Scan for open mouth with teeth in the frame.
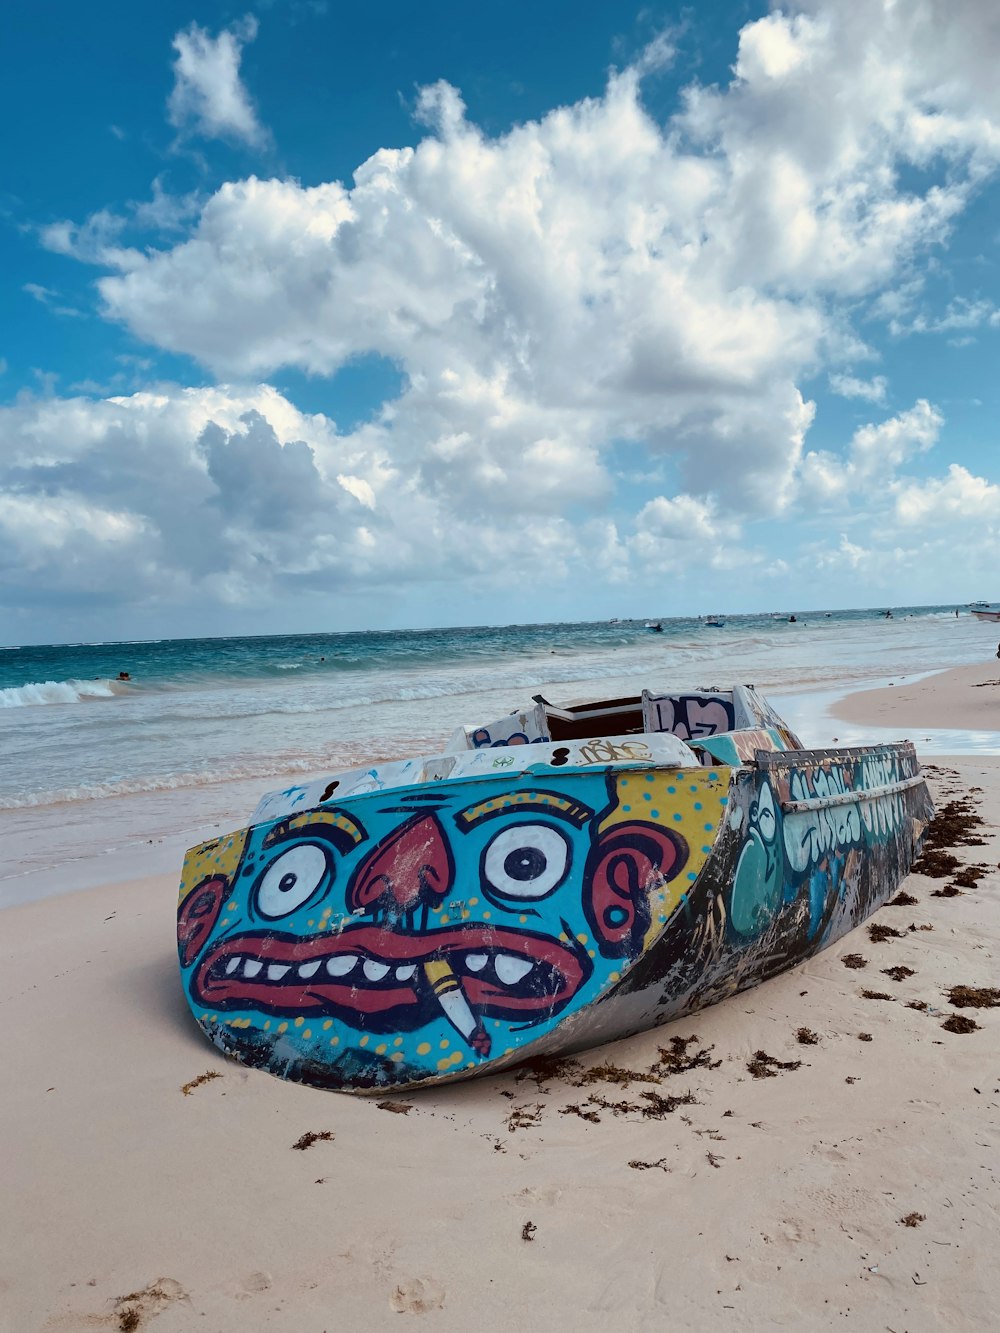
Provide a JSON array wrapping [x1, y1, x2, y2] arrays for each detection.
[[192, 924, 592, 1041]]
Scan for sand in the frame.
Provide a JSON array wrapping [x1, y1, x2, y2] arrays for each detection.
[[2, 680, 998, 1331], [832, 660, 1000, 733]]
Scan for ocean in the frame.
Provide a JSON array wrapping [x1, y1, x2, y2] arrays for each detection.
[[2, 606, 995, 905]]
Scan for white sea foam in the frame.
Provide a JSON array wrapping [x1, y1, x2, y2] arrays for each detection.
[[0, 678, 121, 708]]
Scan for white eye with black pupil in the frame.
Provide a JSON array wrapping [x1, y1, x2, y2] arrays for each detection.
[[256, 843, 329, 918], [482, 824, 569, 899]]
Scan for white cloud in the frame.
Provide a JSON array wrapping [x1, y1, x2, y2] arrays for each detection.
[[799, 399, 944, 505], [167, 16, 267, 148], [894, 463, 1000, 527], [15, 2, 1000, 624], [828, 373, 888, 404]]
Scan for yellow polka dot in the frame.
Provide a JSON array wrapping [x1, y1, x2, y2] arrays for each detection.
[[559, 931, 569, 942], [461, 911, 470, 920], [440, 914, 450, 925], [294, 1016, 304, 1027], [519, 915, 528, 924], [359, 1035, 369, 1047], [391, 1052, 404, 1062], [439, 1039, 450, 1050], [482, 911, 491, 920], [417, 1041, 431, 1055], [226, 901, 237, 911], [608, 972, 620, 983], [394, 1036, 403, 1046], [436, 1057, 452, 1071], [218, 919, 230, 929], [209, 1014, 218, 1023], [277, 1022, 288, 1033], [264, 1020, 271, 1030], [306, 919, 315, 928], [329, 1035, 340, 1046], [576, 933, 589, 944], [376, 1043, 387, 1055], [450, 1051, 463, 1065], [302, 1029, 312, 1039], [588, 949, 596, 958], [322, 1019, 333, 1030], [468, 897, 479, 907]]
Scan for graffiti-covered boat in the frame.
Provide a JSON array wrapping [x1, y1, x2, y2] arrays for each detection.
[[176, 684, 933, 1093]]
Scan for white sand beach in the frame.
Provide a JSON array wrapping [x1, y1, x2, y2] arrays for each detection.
[[1, 672, 998, 1332]]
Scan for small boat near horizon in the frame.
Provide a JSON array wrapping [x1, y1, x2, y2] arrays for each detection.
[[644, 620, 664, 632], [177, 684, 933, 1093], [704, 616, 726, 627]]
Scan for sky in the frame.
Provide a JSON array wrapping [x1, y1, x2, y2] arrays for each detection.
[[3, 0, 1000, 643]]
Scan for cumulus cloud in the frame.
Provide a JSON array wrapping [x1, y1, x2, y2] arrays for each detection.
[[799, 399, 944, 506], [14, 1, 1000, 622], [167, 16, 267, 147]]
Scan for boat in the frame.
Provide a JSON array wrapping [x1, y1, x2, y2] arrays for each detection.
[[970, 609, 1000, 622], [177, 684, 933, 1093], [704, 616, 726, 628], [645, 620, 663, 632]]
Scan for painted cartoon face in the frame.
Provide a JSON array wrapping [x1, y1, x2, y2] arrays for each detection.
[[177, 767, 729, 1086]]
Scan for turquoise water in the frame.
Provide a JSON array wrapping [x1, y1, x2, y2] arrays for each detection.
[[3, 604, 998, 906], [0, 605, 991, 812]]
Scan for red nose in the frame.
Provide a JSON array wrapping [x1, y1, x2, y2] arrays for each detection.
[[348, 813, 454, 914]]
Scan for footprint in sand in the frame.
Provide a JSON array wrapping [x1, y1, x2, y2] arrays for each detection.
[[390, 1277, 446, 1314]]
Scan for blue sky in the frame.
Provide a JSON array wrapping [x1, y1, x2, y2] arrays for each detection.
[[3, 0, 1000, 642]]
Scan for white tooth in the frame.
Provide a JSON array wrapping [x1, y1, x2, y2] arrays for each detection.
[[225, 956, 241, 975], [243, 959, 263, 978], [395, 964, 416, 981], [267, 963, 290, 981], [465, 953, 488, 972], [325, 955, 355, 977], [297, 960, 322, 978], [495, 954, 533, 986], [363, 959, 391, 981]]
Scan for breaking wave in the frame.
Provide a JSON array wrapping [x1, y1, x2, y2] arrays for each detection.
[[0, 678, 124, 708]]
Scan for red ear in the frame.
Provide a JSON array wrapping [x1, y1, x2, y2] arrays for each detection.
[[584, 824, 686, 957], [177, 876, 227, 968]]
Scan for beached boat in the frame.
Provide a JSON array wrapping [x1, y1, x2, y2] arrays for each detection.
[[177, 684, 933, 1093], [970, 609, 1000, 622]]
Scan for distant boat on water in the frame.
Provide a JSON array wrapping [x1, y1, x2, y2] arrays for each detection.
[[704, 616, 725, 628], [645, 621, 664, 633]]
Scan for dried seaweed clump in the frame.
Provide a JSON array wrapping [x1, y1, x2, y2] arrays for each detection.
[[180, 1070, 221, 1096], [882, 965, 915, 982], [747, 1050, 802, 1079], [868, 922, 904, 943], [795, 1027, 819, 1045], [860, 989, 894, 1001], [887, 891, 919, 906], [291, 1130, 334, 1150], [899, 1212, 926, 1228], [842, 953, 868, 970], [945, 985, 1000, 1009], [941, 1015, 980, 1034]]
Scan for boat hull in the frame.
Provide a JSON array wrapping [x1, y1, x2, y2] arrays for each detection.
[[177, 742, 931, 1091]]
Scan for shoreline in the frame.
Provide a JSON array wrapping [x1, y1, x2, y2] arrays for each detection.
[[5, 661, 1000, 912], [830, 659, 1000, 733]]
